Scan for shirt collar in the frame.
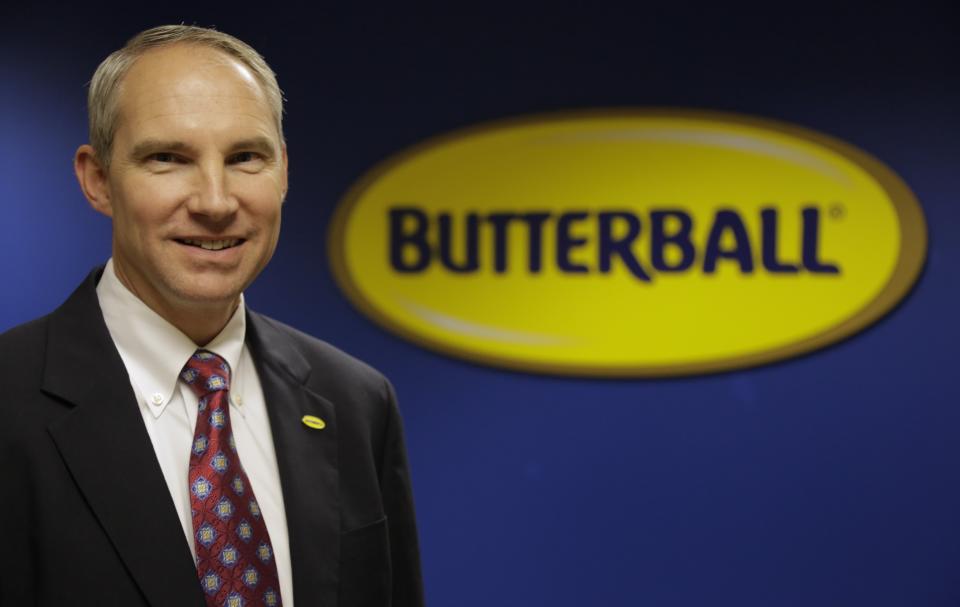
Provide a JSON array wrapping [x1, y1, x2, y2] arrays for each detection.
[[96, 258, 247, 418]]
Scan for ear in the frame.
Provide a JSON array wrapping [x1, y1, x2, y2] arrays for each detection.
[[74, 144, 113, 217], [280, 144, 289, 203]]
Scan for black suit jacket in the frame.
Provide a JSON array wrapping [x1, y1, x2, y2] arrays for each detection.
[[0, 268, 424, 606]]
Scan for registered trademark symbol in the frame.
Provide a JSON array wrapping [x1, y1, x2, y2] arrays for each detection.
[[829, 204, 845, 219]]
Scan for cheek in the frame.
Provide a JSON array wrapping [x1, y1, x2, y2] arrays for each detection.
[[113, 179, 185, 234], [242, 182, 284, 228], [259, 203, 283, 245], [250, 197, 283, 257]]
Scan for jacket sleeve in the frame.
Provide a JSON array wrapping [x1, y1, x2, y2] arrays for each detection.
[[379, 378, 425, 607]]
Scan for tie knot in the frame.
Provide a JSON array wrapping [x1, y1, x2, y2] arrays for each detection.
[[180, 350, 231, 396]]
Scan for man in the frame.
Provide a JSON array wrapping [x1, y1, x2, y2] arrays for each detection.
[[0, 25, 423, 607]]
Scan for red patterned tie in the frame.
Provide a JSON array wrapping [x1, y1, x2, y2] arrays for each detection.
[[181, 350, 283, 607]]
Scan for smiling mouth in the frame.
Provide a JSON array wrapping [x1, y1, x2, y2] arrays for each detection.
[[176, 238, 245, 251]]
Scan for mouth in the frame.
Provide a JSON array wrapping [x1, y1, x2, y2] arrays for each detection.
[[175, 238, 245, 251]]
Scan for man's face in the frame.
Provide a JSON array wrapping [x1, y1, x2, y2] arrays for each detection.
[[100, 43, 286, 319]]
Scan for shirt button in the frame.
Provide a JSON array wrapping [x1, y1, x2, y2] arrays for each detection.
[[234, 395, 244, 407], [151, 393, 164, 406]]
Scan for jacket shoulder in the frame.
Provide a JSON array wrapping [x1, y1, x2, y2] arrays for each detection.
[[0, 313, 50, 346], [0, 315, 50, 385], [249, 312, 390, 391]]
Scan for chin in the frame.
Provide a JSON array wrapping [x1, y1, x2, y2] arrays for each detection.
[[169, 282, 246, 306]]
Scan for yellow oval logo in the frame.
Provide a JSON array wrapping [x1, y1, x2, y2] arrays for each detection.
[[329, 110, 926, 376], [301, 415, 326, 430]]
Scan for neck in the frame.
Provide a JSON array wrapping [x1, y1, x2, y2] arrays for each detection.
[[163, 303, 237, 346], [111, 262, 239, 346]]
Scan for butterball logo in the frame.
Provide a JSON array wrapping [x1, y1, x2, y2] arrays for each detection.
[[329, 110, 927, 376]]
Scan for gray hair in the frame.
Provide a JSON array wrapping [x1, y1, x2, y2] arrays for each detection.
[[87, 24, 285, 168]]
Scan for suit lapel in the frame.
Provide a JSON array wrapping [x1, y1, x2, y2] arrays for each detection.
[[247, 311, 341, 607], [42, 270, 205, 607]]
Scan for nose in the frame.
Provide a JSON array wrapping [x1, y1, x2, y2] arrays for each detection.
[[187, 160, 239, 221]]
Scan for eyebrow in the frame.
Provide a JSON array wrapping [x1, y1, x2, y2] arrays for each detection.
[[129, 139, 195, 160], [228, 137, 277, 158], [128, 136, 278, 161]]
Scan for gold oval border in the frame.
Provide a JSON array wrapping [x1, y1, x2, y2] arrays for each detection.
[[327, 108, 928, 377]]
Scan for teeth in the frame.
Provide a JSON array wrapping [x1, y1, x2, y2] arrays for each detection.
[[181, 239, 240, 251]]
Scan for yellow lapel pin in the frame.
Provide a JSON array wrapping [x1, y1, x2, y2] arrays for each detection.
[[301, 415, 326, 430]]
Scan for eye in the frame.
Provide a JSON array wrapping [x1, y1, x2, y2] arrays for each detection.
[[229, 151, 263, 164], [147, 152, 185, 164]]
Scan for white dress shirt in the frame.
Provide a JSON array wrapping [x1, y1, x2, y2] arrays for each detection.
[[96, 259, 294, 606]]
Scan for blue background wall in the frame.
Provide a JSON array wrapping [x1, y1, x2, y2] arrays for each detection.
[[2, 4, 958, 605]]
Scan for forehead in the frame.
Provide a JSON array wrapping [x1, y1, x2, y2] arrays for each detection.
[[114, 44, 277, 142]]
